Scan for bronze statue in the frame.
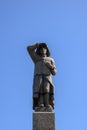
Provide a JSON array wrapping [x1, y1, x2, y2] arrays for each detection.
[[27, 43, 56, 112]]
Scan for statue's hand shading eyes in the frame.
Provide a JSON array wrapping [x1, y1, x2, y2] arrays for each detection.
[[35, 43, 39, 48]]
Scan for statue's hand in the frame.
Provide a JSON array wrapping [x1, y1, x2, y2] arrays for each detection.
[[45, 61, 54, 69]]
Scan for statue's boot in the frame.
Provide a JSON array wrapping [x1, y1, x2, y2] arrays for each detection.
[[44, 93, 53, 111], [44, 93, 50, 107], [38, 94, 44, 107]]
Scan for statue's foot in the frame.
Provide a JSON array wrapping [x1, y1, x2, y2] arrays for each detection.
[[38, 104, 44, 107], [35, 104, 44, 112], [34, 104, 53, 112], [45, 105, 53, 112]]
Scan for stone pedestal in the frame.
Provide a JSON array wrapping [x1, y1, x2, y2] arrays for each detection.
[[33, 112, 55, 130]]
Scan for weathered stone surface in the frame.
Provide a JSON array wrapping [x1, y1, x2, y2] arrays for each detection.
[[33, 112, 55, 130]]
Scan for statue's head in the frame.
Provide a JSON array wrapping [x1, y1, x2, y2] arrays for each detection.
[[36, 43, 50, 57]]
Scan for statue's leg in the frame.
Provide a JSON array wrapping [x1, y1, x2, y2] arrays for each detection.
[[38, 94, 44, 107], [43, 81, 50, 107], [38, 84, 44, 107], [44, 93, 49, 107]]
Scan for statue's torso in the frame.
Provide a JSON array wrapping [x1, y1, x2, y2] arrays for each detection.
[[34, 57, 52, 75]]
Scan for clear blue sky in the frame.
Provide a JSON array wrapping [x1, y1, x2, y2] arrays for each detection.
[[0, 0, 87, 130]]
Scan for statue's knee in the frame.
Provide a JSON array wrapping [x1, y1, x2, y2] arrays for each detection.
[[44, 87, 50, 93]]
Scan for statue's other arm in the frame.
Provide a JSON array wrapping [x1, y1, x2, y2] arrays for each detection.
[[50, 60, 57, 75], [27, 43, 39, 62], [46, 59, 57, 75]]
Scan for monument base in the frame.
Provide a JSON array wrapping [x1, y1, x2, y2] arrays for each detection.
[[33, 112, 55, 130]]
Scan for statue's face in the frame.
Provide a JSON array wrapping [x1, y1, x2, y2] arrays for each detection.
[[40, 47, 47, 57]]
